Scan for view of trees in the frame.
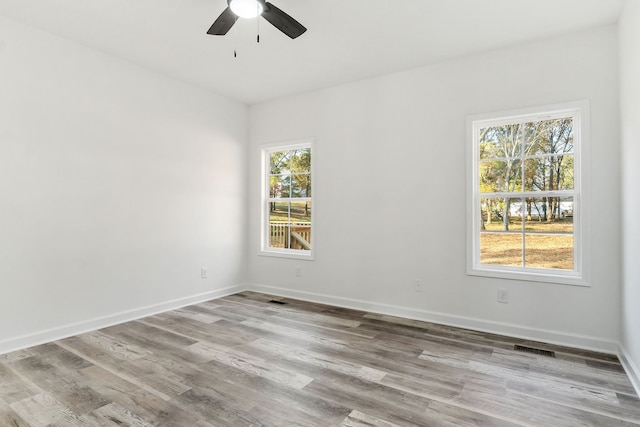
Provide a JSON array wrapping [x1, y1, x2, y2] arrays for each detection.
[[478, 117, 575, 270], [269, 148, 311, 200], [479, 118, 574, 231]]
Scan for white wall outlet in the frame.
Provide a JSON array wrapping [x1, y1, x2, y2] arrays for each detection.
[[414, 279, 424, 292], [296, 267, 302, 277], [201, 267, 208, 279], [497, 289, 509, 304]]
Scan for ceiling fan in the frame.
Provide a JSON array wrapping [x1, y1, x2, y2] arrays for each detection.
[[207, 0, 307, 39]]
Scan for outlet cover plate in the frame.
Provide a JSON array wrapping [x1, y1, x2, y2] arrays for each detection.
[[497, 289, 509, 304]]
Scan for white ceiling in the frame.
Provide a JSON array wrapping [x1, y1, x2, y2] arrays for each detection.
[[0, 0, 625, 105]]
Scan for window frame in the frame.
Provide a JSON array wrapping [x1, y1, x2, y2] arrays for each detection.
[[466, 100, 590, 286], [260, 139, 315, 260]]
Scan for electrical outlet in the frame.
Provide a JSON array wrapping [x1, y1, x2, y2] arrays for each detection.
[[296, 267, 302, 278], [497, 289, 509, 304], [414, 279, 424, 292], [201, 267, 208, 279]]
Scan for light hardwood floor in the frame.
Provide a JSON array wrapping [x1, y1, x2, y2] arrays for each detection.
[[1, 291, 639, 426]]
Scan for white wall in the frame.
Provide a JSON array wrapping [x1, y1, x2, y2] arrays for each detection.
[[0, 17, 248, 352], [619, 0, 640, 392], [248, 26, 621, 352]]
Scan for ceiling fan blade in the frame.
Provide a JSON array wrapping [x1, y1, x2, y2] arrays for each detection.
[[262, 2, 307, 39], [207, 7, 237, 35]]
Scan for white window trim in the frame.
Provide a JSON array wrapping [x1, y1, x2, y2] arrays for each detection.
[[466, 100, 591, 286], [260, 139, 315, 260]]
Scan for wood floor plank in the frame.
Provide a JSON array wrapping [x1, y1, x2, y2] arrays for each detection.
[[177, 358, 351, 426], [57, 340, 176, 402], [119, 356, 192, 397], [453, 381, 640, 427], [76, 365, 200, 426], [8, 346, 110, 417], [0, 291, 638, 426], [224, 294, 364, 330], [137, 316, 260, 348], [187, 340, 314, 389], [0, 348, 35, 363], [81, 402, 155, 427], [0, 396, 31, 427], [164, 306, 222, 324], [340, 410, 402, 427], [0, 361, 39, 404], [73, 330, 153, 362], [245, 337, 388, 382], [10, 392, 93, 427]]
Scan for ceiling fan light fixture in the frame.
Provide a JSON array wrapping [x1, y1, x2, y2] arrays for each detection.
[[229, 0, 263, 19], [208, 0, 306, 39]]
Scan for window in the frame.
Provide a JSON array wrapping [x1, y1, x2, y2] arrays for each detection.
[[467, 101, 589, 285], [261, 141, 313, 259]]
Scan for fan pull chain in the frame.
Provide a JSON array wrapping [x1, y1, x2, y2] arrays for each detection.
[[256, 3, 260, 43], [233, 16, 238, 58]]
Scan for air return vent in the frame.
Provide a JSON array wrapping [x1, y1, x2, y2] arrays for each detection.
[[514, 345, 556, 358]]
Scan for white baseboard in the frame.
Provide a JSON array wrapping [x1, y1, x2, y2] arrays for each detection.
[[0, 285, 244, 356], [246, 283, 620, 355], [618, 344, 640, 397]]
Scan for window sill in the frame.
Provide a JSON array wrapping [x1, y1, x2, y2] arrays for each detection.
[[467, 266, 589, 287], [259, 249, 315, 261]]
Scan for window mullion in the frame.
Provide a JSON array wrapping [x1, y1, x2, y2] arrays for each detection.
[[520, 123, 526, 268]]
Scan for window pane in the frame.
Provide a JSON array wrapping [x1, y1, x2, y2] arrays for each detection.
[[479, 159, 522, 193], [522, 197, 573, 231], [270, 150, 291, 175], [290, 201, 311, 251], [480, 198, 524, 231], [267, 201, 311, 251], [559, 197, 574, 222], [480, 197, 504, 231], [479, 123, 523, 159], [269, 222, 289, 249], [524, 155, 574, 192], [291, 173, 311, 197], [523, 157, 547, 192], [524, 234, 573, 270], [290, 201, 311, 223], [270, 175, 290, 198], [548, 196, 573, 222], [525, 118, 573, 155], [480, 232, 522, 266], [268, 202, 290, 249], [291, 148, 311, 174], [269, 201, 290, 221]]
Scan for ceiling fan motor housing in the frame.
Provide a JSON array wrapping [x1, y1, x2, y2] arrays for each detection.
[[228, 0, 268, 19]]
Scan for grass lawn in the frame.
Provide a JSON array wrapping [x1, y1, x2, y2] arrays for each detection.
[[483, 217, 573, 233], [480, 232, 573, 270], [269, 204, 311, 223]]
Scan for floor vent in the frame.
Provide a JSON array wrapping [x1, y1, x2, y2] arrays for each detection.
[[514, 345, 556, 358], [269, 300, 287, 305]]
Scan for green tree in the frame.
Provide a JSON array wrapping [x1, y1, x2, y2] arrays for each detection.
[[480, 118, 574, 229], [480, 124, 524, 230], [269, 150, 291, 211], [290, 148, 311, 215]]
